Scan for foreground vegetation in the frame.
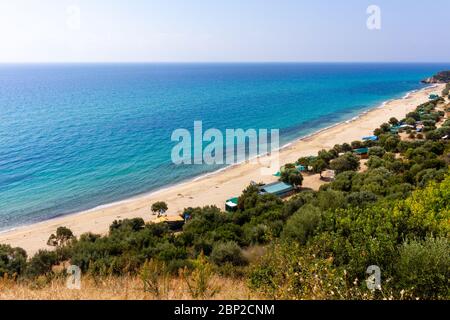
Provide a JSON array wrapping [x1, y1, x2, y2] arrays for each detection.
[[1, 91, 449, 300]]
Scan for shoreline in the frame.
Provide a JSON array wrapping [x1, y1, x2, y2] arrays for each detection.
[[0, 90, 406, 235], [0, 83, 444, 255], [0, 87, 425, 235]]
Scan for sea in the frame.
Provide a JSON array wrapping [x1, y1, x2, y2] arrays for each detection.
[[1, 63, 449, 231]]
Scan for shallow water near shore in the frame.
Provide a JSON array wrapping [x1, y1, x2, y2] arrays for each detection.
[[0, 63, 449, 231]]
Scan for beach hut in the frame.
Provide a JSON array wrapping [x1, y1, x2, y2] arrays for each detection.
[[154, 216, 185, 231], [225, 197, 239, 212], [321, 170, 336, 181], [354, 147, 369, 159], [259, 182, 295, 198], [362, 135, 378, 141], [390, 125, 400, 134], [429, 94, 439, 100]]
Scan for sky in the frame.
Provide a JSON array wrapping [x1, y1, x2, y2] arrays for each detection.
[[0, 0, 449, 63]]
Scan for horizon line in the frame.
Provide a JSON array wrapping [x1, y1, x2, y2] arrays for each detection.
[[1, 61, 450, 65]]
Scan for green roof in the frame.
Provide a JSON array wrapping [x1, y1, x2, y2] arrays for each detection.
[[226, 197, 239, 205], [354, 148, 369, 154], [260, 182, 295, 196]]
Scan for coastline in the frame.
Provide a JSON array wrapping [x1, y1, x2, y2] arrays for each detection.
[[0, 84, 444, 255]]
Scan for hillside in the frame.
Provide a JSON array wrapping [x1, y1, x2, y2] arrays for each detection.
[[1, 91, 449, 300], [422, 71, 450, 84]]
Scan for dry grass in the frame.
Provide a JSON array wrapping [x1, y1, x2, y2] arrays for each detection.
[[0, 275, 260, 300]]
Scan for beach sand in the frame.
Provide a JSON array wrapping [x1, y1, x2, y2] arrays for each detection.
[[0, 84, 444, 256]]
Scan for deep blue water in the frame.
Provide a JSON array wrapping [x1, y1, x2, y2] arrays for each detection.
[[0, 63, 449, 230]]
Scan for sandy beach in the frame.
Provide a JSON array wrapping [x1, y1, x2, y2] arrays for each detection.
[[0, 84, 444, 256]]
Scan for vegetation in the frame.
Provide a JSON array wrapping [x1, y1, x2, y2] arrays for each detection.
[[151, 201, 168, 217], [1, 92, 449, 300], [280, 164, 303, 187], [442, 82, 450, 97], [423, 71, 450, 84], [47, 226, 75, 247], [330, 152, 360, 174]]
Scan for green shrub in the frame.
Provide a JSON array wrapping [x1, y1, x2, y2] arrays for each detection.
[[47, 226, 75, 247], [346, 191, 378, 207], [248, 242, 349, 300], [0, 245, 27, 277], [330, 153, 360, 174], [368, 146, 385, 158], [26, 250, 58, 278], [395, 237, 449, 299], [280, 167, 303, 187], [210, 242, 247, 266], [244, 224, 271, 244], [110, 218, 145, 233], [281, 204, 322, 245]]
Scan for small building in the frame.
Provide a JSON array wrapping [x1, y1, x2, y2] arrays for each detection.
[[225, 197, 239, 212], [429, 94, 440, 100], [321, 170, 336, 181], [154, 216, 185, 231], [362, 135, 378, 141], [390, 125, 400, 134], [354, 147, 369, 159], [259, 182, 295, 198]]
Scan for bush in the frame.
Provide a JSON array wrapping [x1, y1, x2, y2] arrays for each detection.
[[297, 157, 313, 168], [351, 141, 363, 149], [389, 117, 399, 126], [329, 171, 357, 192], [368, 146, 385, 158], [311, 158, 328, 176], [383, 135, 401, 152], [244, 224, 271, 244], [280, 167, 303, 187], [380, 123, 391, 132], [182, 252, 220, 299], [330, 153, 360, 174], [26, 250, 58, 278], [248, 242, 349, 300], [151, 201, 168, 216], [110, 218, 145, 233], [210, 242, 247, 266], [346, 191, 378, 207], [0, 245, 27, 277], [317, 150, 336, 164], [416, 168, 446, 187], [395, 237, 449, 299], [281, 204, 322, 245], [47, 226, 75, 247]]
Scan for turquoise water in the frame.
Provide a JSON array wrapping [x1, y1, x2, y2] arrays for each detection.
[[0, 63, 448, 230]]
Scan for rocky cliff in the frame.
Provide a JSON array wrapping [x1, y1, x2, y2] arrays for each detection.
[[422, 71, 450, 84]]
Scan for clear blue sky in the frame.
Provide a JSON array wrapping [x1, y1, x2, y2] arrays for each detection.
[[1, 0, 449, 63]]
